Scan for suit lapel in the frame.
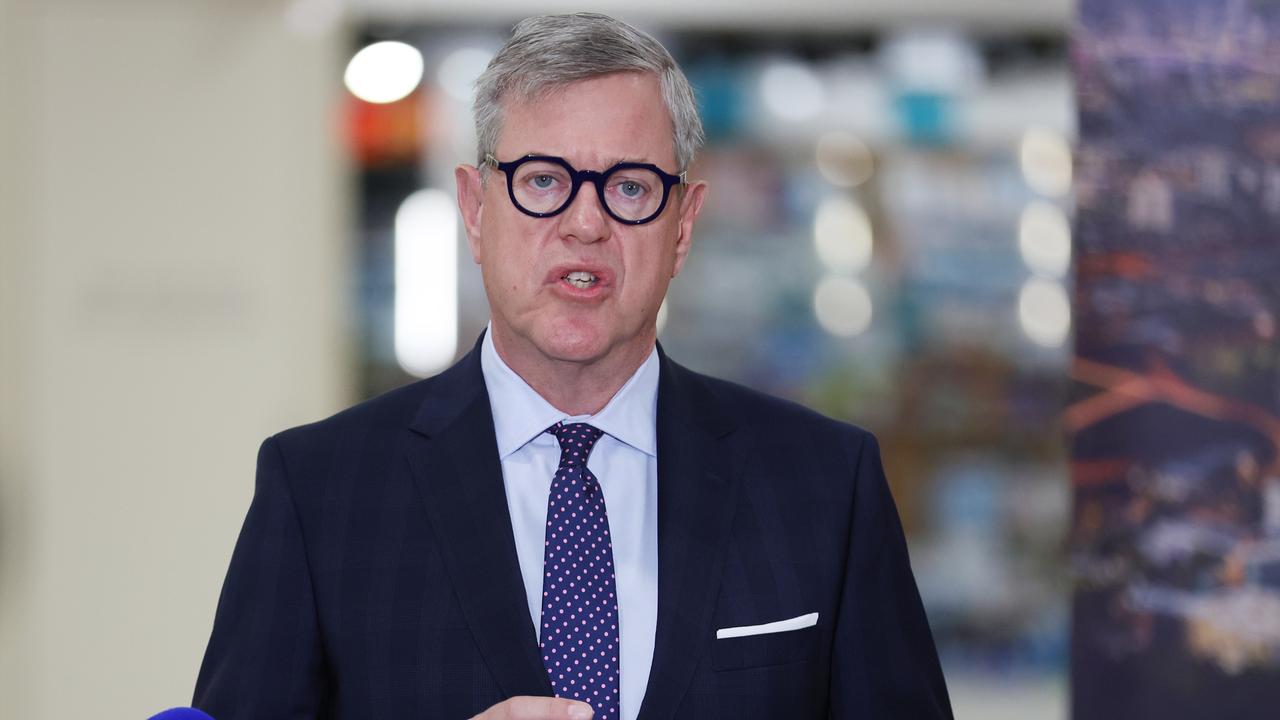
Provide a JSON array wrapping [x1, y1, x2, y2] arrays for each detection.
[[637, 351, 741, 720], [404, 344, 552, 700]]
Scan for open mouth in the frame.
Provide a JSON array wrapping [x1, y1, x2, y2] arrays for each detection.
[[562, 270, 598, 289]]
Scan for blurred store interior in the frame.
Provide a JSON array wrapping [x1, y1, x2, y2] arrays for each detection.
[[0, 0, 1073, 717]]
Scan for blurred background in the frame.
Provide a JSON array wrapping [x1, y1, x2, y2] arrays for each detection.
[[0, 0, 1074, 717]]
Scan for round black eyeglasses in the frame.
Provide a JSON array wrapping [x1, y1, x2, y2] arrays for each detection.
[[484, 154, 686, 226]]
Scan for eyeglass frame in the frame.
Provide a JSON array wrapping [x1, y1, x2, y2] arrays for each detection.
[[483, 153, 688, 226]]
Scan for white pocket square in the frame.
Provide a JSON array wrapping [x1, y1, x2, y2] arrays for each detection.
[[716, 612, 819, 639]]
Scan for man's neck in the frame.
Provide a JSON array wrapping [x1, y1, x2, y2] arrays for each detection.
[[489, 326, 654, 417]]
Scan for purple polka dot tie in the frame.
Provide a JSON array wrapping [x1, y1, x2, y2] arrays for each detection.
[[540, 422, 621, 719]]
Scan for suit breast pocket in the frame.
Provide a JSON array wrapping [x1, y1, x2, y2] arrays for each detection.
[[710, 619, 821, 671]]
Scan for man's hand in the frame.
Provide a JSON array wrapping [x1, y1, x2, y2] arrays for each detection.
[[470, 696, 594, 720]]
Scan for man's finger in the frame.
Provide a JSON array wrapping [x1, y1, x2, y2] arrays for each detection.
[[472, 695, 594, 720]]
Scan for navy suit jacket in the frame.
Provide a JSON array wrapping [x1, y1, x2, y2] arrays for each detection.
[[194, 339, 952, 719]]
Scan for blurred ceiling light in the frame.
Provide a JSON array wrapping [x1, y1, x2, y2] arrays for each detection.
[[815, 131, 875, 187], [813, 196, 873, 274], [881, 30, 981, 94], [345, 41, 424, 104], [1018, 201, 1072, 278], [813, 276, 873, 337], [1020, 127, 1073, 197], [438, 46, 493, 103], [283, 0, 343, 36], [395, 189, 458, 377], [1018, 278, 1071, 347], [760, 60, 825, 122], [656, 297, 670, 336]]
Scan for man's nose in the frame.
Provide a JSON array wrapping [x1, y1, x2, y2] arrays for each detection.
[[556, 180, 610, 244]]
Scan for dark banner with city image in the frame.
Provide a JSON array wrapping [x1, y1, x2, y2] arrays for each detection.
[[1070, 1, 1280, 717]]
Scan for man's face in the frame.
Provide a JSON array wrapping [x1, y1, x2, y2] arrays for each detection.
[[456, 72, 706, 374]]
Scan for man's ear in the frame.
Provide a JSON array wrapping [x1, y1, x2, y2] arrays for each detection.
[[455, 164, 485, 264], [670, 179, 707, 279]]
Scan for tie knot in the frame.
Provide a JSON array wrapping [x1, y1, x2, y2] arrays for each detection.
[[547, 422, 604, 467]]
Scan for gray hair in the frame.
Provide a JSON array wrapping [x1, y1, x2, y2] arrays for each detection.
[[473, 13, 704, 173]]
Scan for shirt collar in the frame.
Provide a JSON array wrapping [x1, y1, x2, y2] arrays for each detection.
[[480, 325, 659, 460]]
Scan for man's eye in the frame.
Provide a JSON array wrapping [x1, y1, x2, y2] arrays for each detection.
[[617, 180, 645, 198], [531, 174, 557, 189]]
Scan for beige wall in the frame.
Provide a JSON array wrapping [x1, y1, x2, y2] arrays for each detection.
[[0, 1, 352, 716]]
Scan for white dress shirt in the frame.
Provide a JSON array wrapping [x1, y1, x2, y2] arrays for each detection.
[[479, 328, 659, 720]]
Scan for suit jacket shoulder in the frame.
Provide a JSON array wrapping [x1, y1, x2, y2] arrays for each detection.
[[268, 344, 484, 491], [662, 357, 878, 498]]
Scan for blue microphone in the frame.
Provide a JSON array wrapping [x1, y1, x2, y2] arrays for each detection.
[[146, 709, 214, 720]]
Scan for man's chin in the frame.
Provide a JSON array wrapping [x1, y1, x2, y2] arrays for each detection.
[[544, 318, 654, 367], [537, 333, 611, 365], [494, 316, 650, 370]]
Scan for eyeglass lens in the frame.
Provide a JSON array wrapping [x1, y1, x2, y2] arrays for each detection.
[[509, 160, 666, 222]]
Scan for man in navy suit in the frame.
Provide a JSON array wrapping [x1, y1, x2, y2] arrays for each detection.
[[195, 13, 952, 720]]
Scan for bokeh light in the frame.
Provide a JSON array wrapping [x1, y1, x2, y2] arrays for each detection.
[[1020, 127, 1073, 197], [813, 275, 873, 337], [1018, 201, 1072, 278], [816, 131, 875, 187], [345, 41, 424, 104], [814, 195, 874, 275], [1018, 277, 1071, 347], [760, 59, 825, 122]]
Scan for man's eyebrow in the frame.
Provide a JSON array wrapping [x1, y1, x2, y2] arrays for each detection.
[[606, 156, 650, 166]]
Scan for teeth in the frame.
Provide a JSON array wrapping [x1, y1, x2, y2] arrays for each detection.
[[564, 271, 597, 288]]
